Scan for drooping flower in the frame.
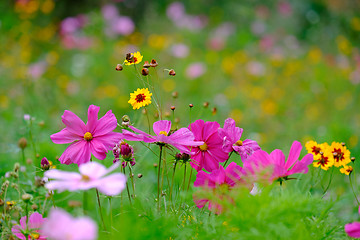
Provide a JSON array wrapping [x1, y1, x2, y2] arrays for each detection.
[[345, 206, 360, 238], [243, 141, 313, 183], [50, 105, 122, 165], [122, 120, 203, 153], [124, 51, 143, 65], [218, 118, 261, 161], [128, 88, 152, 110], [188, 119, 229, 172], [326, 142, 351, 167], [44, 161, 126, 196], [11, 212, 47, 240], [193, 162, 245, 212], [340, 165, 353, 175], [42, 208, 97, 240]]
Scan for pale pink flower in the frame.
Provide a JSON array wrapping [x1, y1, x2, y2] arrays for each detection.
[[42, 208, 97, 240], [11, 212, 47, 240], [345, 206, 360, 238], [50, 105, 122, 165], [44, 161, 126, 196], [185, 63, 206, 79], [243, 141, 313, 183]]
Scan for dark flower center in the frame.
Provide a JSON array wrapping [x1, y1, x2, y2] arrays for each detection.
[[136, 93, 146, 103]]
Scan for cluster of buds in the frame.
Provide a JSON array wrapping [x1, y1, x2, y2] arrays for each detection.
[[175, 153, 191, 163], [113, 141, 136, 168], [41, 157, 50, 170]]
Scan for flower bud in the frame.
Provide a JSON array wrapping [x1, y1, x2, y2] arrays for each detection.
[[34, 176, 45, 187], [31, 204, 38, 210], [115, 64, 123, 71], [189, 104, 193, 108], [120, 142, 134, 161], [141, 68, 149, 76], [137, 173, 143, 178], [212, 107, 217, 115], [169, 69, 176, 76], [143, 61, 150, 68], [126, 53, 134, 62], [351, 157, 355, 162], [153, 163, 158, 168], [14, 163, 20, 172], [175, 153, 182, 161], [172, 91, 178, 98], [38, 121, 45, 127], [18, 138, 27, 149], [150, 59, 158, 67], [171, 106, 175, 111], [41, 157, 50, 170], [203, 102, 209, 108], [26, 158, 33, 165], [0, 199, 4, 206], [22, 194, 32, 203]]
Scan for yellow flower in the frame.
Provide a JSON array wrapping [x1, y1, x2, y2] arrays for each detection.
[[128, 88, 152, 110], [305, 141, 329, 160], [124, 51, 143, 65], [326, 142, 351, 167], [312, 151, 334, 171], [340, 165, 353, 175]]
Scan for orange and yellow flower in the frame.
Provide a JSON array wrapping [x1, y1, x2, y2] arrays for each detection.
[[340, 165, 353, 175], [305, 140, 329, 160], [128, 88, 152, 110], [312, 151, 334, 170], [124, 51, 143, 65], [326, 142, 351, 167]]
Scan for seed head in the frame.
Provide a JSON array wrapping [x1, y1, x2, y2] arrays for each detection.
[[141, 68, 149, 76]]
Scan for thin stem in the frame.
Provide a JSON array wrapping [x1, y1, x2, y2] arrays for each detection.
[[128, 164, 136, 198], [21, 148, 25, 164], [28, 118, 37, 159], [144, 107, 151, 134], [157, 145, 163, 210], [95, 188, 106, 231], [223, 151, 234, 168], [322, 167, 334, 194], [109, 197, 113, 233], [181, 164, 187, 191], [186, 167, 193, 192], [122, 167, 132, 204], [83, 191, 87, 215], [169, 161, 178, 201], [349, 174, 360, 205]]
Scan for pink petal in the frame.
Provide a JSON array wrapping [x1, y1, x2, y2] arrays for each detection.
[[212, 166, 226, 185], [287, 154, 313, 176], [89, 140, 108, 160], [202, 151, 220, 172], [95, 132, 123, 149], [45, 169, 81, 180], [122, 129, 145, 141], [58, 140, 91, 165], [79, 161, 107, 179], [86, 105, 100, 133], [93, 110, 118, 137], [45, 180, 81, 192], [61, 110, 86, 135], [202, 121, 220, 141], [28, 212, 45, 229], [194, 171, 216, 188], [225, 162, 244, 187], [194, 197, 209, 209], [96, 173, 127, 196], [188, 119, 205, 140], [153, 120, 171, 135], [19, 215, 27, 229], [284, 141, 302, 170], [190, 150, 203, 171], [270, 149, 286, 167], [345, 222, 360, 238], [11, 225, 26, 240], [50, 128, 82, 144], [71, 218, 98, 240]]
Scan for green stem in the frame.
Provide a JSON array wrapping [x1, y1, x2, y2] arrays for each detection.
[[122, 167, 132, 204], [157, 146, 163, 210], [28, 118, 37, 159], [181, 164, 187, 191], [128, 164, 136, 198], [223, 151, 234, 168], [83, 191, 87, 215], [21, 148, 25, 164], [169, 161, 178, 202], [95, 188, 106, 231], [322, 167, 334, 194], [186, 167, 193, 192], [109, 197, 113, 233], [349, 174, 360, 205], [144, 107, 151, 134]]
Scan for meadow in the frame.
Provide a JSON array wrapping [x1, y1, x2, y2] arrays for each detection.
[[0, 0, 360, 239]]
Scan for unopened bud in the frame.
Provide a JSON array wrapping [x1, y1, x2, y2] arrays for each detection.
[[333, 152, 338, 157], [341, 142, 346, 146], [31, 204, 38, 210], [115, 64, 123, 71], [172, 91, 178, 98], [137, 173, 143, 178], [0, 199, 4, 206], [164, 111, 171, 118], [153, 163, 158, 168], [150, 59, 158, 67], [36, 153, 40, 158], [171, 106, 175, 111], [189, 104, 193, 108], [26, 158, 33, 165], [169, 69, 176, 76], [203, 102, 209, 108], [14, 163, 20, 172], [126, 53, 134, 61], [175, 153, 182, 161], [319, 151, 324, 155], [141, 68, 149, 76], [212, 107, 217, 115], [22, 194, 32, 203], [38, 121, 45, 127], [143, 61, 150, 68], [351, 157, 355, 162], [18, 138, 27, 149], [41, 157, 50, 170]]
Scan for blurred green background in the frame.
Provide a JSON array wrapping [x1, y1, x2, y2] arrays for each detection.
[[0, 0, 359, 171]]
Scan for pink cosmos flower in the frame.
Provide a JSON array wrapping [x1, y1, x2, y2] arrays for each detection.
[[122, 120, 203, 153], [188, 119, 229, 172], [11, 212, 47, 240], [50, 105, 122, 165], [243, 141, 313, 183], [345, 206, 360, 238], [193, 162, 245, 212], [44, 161, 126, 196], [218, 118, 261, 161], [42, 208, 97, 240]]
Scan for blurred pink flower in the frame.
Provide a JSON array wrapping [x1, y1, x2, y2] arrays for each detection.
[[171, 43, 189, 58], [193, 162, 245, 212], [218, 118, 261, 161], [101, 4, 119, 21], [345, 206, 360, 238], [188, 119, 229, 172], [28, 61, 47, 79], [50, 105, 122, 165], [61, 35, 93, 50], [278, 1, 292, 16], [45, 161, 126, 196], [185, 62, 206, 79], [11, 212, 47, 240], [243, 141, 313, 183], [166, 2, 185, 22], [110, 16, 135, 36], [122, 120, 203, 153], [42, 208, 97, 240]]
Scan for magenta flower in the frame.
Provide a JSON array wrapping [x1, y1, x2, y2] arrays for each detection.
[[243, 141, 313, 183], [44, 161, 126, 196], [193, 162, 245, 212], [50, 105, 122, 165], [122, 120, 203, 153], [188, 119, 229, 172], [11, 212, 47, 240], [345, 206, 360, 238], [42, 208, 97, 240], [218, 118, 261, 161], [113, 140, 136, 167]]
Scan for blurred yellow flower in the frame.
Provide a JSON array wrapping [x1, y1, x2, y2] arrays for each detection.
[[124, 51, 143, 66], [340, 165, 353, 175], [128, 88, 152, 110]]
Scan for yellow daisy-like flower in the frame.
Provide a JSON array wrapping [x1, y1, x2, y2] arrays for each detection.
[[340, 165, 353, 175], [305, 140, 329, 160], [326, 142, 351, 167], [312, 151, 334, 170], [128, 88, 152, 110], [124, 51, 143, 66]]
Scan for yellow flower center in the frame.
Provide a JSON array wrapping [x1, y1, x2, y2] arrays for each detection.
[[159, 131, 168, 136], [199, 143, 208, 151], [235, 140, 243, 146], [81, 174, 90, 181], [83, 132, 93, 141], [31, 233, 40, 239]]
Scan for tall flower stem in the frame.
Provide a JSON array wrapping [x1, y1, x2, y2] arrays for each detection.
[[223, 151, 234, 168], [181, 164, 187, 191], [128, 164, 136, 198], [169, 161, 178, 202], [186, 167, 193, 192], [108, 197, 113, 233], [157, 145, 163, 210], [83, 191, 87, 214], [144, 107, 151, 134], [95, 188, 106, 231], [322, 167, 334, 194], [122, 167, 132, 205], [21, 148, 25, 164], [349, 174, 360, 205], [28, 118, 37, 159]]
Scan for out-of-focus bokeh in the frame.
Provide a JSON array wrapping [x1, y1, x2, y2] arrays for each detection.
[[0, 0, 359, 170]]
